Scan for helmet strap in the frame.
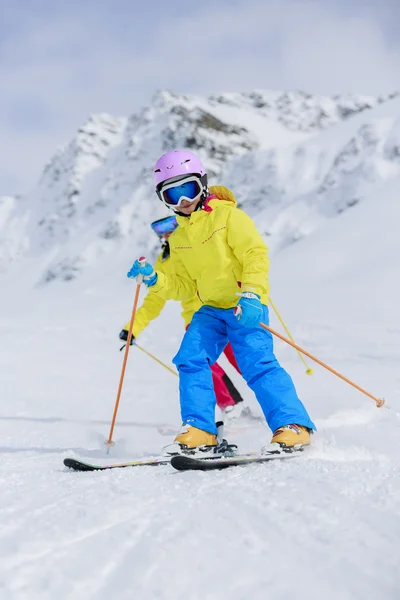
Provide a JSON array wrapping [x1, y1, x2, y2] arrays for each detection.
[[197, 188, 210, 210]]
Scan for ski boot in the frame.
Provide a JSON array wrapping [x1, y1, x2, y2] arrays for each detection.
[[263, 424, 311, 455], [164, 424, 218, 456], [164, 422, 237, 457]]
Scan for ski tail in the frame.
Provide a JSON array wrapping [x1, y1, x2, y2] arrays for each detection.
[[63, 456, 171, 472]]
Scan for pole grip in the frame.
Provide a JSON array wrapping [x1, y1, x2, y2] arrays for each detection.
[[136, 256, 146, 283], [234, 305, 242, 319]]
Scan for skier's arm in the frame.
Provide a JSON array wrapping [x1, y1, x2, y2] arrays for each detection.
[[151, 251, 197, 301], [123, 254, 167, 337], [123, 292, 167, 337], [226, 208, 270, 299]]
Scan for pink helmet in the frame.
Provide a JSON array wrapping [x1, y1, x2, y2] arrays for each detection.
[[153, 150, 207, 189]]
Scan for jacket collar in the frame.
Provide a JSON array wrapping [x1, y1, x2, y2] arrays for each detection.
[[176, 186, 237, 227]]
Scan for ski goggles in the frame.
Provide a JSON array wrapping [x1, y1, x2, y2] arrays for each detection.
[[157, 175, 204, 208], [150, 215, 178, 238]]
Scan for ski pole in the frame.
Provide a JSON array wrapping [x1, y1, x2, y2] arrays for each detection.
[[259, 322, 385, 408], [120, 341, 178, 377], [105, 258, 146, 451], [269, 297, 313, 375]]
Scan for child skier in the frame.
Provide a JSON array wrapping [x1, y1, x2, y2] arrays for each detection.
[[119, 215, 244, 414], [127, 150, 315, 453]]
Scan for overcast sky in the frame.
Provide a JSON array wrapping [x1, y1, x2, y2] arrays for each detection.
[[1, 0, 399, 194]]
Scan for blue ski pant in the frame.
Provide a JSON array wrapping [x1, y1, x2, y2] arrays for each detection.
[[173, 305, 315, 435]]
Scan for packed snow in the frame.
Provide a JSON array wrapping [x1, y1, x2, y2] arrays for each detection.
[[1, 89, 400, 600]]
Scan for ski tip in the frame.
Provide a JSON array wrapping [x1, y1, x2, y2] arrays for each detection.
[[170, 455, 206, 471], [63, 458, 97, 472], [170, 454, 235, 471]]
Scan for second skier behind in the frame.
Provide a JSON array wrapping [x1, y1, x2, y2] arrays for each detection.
[[119, 215, 245, 416]]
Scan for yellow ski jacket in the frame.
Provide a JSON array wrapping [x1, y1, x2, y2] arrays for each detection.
[[123, 250, 201, 337], [151, 186, 270, 308]]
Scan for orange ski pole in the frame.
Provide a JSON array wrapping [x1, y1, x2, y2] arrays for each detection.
[[105, 259, 145, 450], [259, 322, 385, 408]]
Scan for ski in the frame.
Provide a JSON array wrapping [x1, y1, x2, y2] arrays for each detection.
[[63, 456, 171, 472], [170, 450, 301, 471], [64, 445, 304, 472]]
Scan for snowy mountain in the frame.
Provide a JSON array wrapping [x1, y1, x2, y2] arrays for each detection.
[[1, 89, 399, 284], [224, 96, 400, 250]]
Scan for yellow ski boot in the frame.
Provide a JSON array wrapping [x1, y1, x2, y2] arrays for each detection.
[[165, 425, 218, 455], [270, 424, 311, 451]]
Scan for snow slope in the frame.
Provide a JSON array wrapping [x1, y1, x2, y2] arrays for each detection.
[[1, 172, 399, 599], [224, 95, 400, 252]]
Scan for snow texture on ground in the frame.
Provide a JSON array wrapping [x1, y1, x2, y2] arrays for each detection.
[[1, 88, 400, 600], [1, 175, 400, 600]]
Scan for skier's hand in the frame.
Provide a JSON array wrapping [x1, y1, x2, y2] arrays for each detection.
[[235, 293, 263, 328], [127, 257, 157, 287], [119, 329, 136, 345]]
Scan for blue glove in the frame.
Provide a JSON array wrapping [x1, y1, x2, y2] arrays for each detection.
[[127, 258, 158, 287], [235, 293, 263, 328]]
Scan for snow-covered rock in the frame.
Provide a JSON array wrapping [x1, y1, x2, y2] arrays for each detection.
[[0, 88, 399, 282], [224, 95, 400, 251], [31, 113, 126, 251]]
